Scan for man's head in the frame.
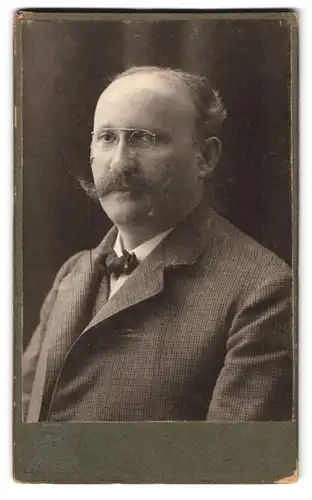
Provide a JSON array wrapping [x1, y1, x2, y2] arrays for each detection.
[[82, 66, 226, 229]]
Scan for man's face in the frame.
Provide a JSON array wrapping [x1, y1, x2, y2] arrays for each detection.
[[90, 72, 205, 228]]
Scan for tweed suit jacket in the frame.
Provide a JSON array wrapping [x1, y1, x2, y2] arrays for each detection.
[[23, 201, 293, 422]]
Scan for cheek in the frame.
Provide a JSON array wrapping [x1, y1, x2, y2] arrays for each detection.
[[142, 161, 175, 192], [144, 148, 178, 178], [145, 161, 192, 200], [153, 150, 197, 184], [90, 156, 110, 184]]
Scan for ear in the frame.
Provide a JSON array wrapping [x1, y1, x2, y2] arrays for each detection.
[[196, 137, 222, 179]]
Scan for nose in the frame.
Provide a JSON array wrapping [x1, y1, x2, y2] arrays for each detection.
[[109, 134, 137, 174]]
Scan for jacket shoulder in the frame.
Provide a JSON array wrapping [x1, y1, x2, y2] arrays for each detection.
[[204, 210, 291, 285], [52, 250, 88, 286]]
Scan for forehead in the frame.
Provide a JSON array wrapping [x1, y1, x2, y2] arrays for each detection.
[[93, 73, 195, 131]]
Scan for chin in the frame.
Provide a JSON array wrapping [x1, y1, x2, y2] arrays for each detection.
[[100, 191, 152, 226]]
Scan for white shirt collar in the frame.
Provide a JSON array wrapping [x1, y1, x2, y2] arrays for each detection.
[[114, 228, 173, 262]]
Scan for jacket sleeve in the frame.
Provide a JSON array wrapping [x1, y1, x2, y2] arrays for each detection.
[[22, 251, 84, 420], [206, 266, 294, 421]]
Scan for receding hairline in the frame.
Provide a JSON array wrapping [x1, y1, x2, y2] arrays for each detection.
[[112, 66, 204, 92], [101, 66, 227, 134], [96, 69, 197, 115]]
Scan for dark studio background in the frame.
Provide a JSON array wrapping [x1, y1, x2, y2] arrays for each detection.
[[22, 17, 292, 349]]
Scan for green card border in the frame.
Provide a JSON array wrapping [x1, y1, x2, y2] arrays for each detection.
[[13, 9, 298, 484]]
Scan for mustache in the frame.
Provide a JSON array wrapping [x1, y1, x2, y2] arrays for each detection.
[[95, 170, 153, 197]]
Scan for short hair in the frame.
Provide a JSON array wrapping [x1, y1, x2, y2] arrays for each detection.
[[79, 65, 227, 199]]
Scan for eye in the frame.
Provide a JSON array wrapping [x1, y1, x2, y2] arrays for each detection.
[[130, 130, 155, 149], [97, 130, 117, 144]]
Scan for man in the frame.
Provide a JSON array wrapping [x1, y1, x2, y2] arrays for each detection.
[[23, 66, 293, 422]]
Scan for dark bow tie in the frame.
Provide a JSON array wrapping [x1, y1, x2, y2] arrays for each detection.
[[102, 249, 139, 278]]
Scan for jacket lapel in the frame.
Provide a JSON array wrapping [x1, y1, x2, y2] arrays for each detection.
[[83, 248, 165, 332], [27, 226, 118, 422], [82, 201, 214, 332], [45, 226, 117, 352]]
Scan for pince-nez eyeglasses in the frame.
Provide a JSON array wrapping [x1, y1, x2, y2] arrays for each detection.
[[91, 127, 157, 150]]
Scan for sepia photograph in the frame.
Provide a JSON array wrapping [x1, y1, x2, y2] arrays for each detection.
[[14, 10, 297, 482]]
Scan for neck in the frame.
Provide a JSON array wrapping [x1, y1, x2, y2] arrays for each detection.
[[116, 196, 203, 251], [117, 223, 169, 252]]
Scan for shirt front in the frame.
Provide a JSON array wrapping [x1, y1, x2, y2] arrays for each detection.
[[109, 228, 173, 299]]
